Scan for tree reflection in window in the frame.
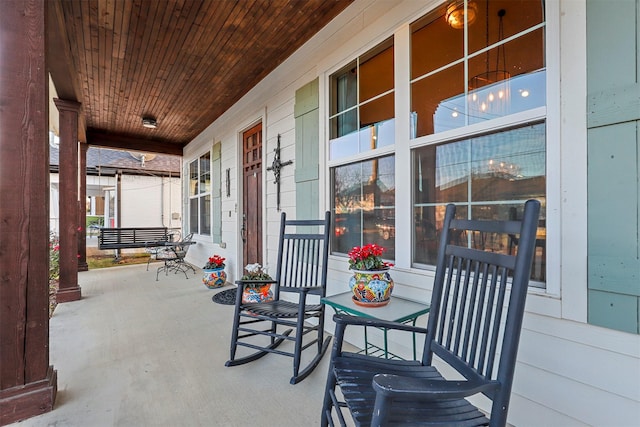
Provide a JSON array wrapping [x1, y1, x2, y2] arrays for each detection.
[[332, 155, 395, 260]]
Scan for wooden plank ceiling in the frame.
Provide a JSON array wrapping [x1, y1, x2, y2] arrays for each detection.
[[48, 0, 354, 155]]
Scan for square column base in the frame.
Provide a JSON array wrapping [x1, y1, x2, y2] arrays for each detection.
[[0, 366, 57, 426], [56, 286, 82, 303]]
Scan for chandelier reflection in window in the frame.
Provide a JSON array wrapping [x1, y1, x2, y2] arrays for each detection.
[[469, 8, 510, 120]]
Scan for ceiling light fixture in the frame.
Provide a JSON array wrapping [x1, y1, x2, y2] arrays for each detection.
[[446, 1, 477, 29], [141, 117, 157, 129]]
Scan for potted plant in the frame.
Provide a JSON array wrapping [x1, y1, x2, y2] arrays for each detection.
[[347, 243, 394, 307], [239, 263, 274, 303], [49, 232, 60, 318], [202, 255, 227, 289]]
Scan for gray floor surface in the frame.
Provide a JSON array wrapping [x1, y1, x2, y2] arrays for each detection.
[[14, 263, 346, 427]]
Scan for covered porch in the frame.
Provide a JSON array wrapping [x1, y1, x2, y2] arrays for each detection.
[[14, 264, 339, 426]]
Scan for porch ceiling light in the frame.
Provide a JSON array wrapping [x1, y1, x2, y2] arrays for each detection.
[[141, 117, 157, 129], [446, 1, 477, 29]]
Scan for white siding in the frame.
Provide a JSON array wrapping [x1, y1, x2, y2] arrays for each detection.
[[183, 0, 640, 425], [120, 174, 181, 229]]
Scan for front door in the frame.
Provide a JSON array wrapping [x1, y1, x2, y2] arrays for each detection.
[[242, 123, 263, 268]]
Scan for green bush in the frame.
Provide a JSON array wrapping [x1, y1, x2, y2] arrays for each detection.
[[86, 215, 104, 228]]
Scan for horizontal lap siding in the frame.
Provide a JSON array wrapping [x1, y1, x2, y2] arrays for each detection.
[[121, 175, 164, 227], [512, 313, 640, 425]]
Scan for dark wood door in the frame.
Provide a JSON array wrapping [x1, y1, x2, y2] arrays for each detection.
[[242, 123, 263, 267]]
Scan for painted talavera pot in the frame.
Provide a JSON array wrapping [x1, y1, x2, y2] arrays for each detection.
[[241, 282, 274, 303], [203, 267, 227, 289], [349, 268, 394, 307]]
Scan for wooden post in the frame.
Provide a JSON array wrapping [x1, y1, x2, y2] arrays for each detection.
[[0, 1, 57, 424], [54, 99, 82, 302]]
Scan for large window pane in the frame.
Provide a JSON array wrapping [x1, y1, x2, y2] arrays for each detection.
[[411, 0, 546, 138], [200, 194, 211, 235], [330, 40, 395, 160], [199, 152, 211, 194], [413, 204, 467, 265], [331, 62, 357, 117], [360, 94, 394, 129], [412, 123, 546, 282], [189, 161, 198, 196], [468, 0, 545, 55], [360, 44, 394, 102], [412, 63, 465, 136], [332, 156, 396, 260], [411, 5, 464, 79], [470, 125, 546, 201], [189, 198, 198, 234]]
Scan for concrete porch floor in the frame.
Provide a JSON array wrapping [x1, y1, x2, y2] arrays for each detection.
[[13, 263, 339, 427]]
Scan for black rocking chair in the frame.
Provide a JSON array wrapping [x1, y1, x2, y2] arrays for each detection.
[[226, 211, 332, 384], [321, 199, 541, 426]]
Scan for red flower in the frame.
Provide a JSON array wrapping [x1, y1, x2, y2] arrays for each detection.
[[348, 243, 391, 270], [204, 255, 226, 269]]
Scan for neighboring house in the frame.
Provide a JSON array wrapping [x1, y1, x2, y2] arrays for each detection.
[[49, 139, 182, 237], [182, 1, 640, 426]]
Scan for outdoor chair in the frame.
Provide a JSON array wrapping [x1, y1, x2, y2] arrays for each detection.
[[226, 211, 332, 384], [155, 233, 196, 280], [146, 230, 181, 271], [321, 199, 541, 426]]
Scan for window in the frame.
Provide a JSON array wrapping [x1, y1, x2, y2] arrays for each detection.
[[189, 151, 211, 236], [329, 39, 396, 259], [413, 124, 546, 281], [329, 38, 395, 160], [332, 156, 396, 259], [410, 1, 546, 137], [410, 1, 547, 283]]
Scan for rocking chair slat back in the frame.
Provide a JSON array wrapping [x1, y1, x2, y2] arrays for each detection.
[[425, 200, 541, 395], [277, 220, 329, 292]]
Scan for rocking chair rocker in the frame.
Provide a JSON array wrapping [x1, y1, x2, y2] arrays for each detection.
[[226, 211, 332, 384], [321, 200, 541, 426]]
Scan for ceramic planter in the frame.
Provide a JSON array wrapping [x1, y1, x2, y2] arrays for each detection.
[[241, 281, 274, 303], [203, 267, 227, 289], [349, 268, 394, 307]]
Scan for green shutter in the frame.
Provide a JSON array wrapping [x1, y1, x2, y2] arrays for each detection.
[[294, 78, 320, 220], [587, 0, 640, 333], [212, 142, 222, 243]]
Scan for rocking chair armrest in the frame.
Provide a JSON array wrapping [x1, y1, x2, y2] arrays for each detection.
[[333, 314, 429, 335], [372, 374, 500, 401]]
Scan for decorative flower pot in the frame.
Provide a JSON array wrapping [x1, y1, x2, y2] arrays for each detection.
[[242, 281, 274, 303], [349, 268, 394, 307], [203, 267, 227, 289]]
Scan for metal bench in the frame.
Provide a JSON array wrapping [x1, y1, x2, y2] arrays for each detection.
[[98, 227, 170, 250]]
